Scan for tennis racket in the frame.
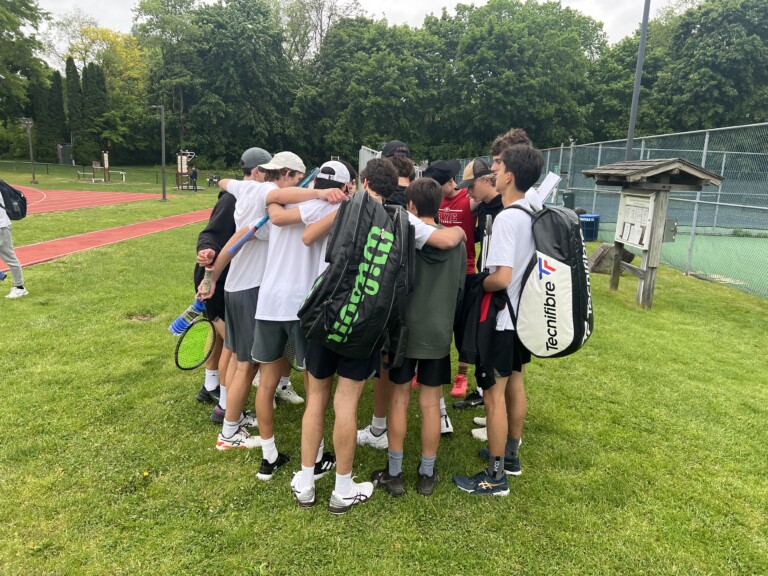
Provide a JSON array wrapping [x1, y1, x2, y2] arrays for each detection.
[[283, 337, 300, 371], [298, 167, 320, 188], [480, 214, 493, 272], [174, 317, 216, 370], [227, 214, 270, 256]]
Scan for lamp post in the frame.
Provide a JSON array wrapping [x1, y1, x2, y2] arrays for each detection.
[[625, 0, 652, 161], [149, 105, 167, 202], [20, 117, 38, 184]]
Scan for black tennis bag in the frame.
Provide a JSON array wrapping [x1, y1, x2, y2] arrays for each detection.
[[0, 179, 27, 220], [509, 204, 594, 358], [298, 191, 415, 366]]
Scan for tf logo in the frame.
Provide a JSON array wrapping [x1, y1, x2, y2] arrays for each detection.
[[537, 257, 556, 280]]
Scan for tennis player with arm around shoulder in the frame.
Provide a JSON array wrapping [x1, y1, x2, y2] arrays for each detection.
[[357, 150, 466, 452], [199, 151, 344, 454], [246, 153, 346, 482]]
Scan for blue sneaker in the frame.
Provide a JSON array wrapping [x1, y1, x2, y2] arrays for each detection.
[[453, 470, 509, 496], [477, 447, 522, 476]]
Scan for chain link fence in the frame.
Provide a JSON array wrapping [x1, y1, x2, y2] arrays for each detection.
[[535, 123, 768, 298]]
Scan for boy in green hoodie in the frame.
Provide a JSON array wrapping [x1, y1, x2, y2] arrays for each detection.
[[371, 178, 466, 496]]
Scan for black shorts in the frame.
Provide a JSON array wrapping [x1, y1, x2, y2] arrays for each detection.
[[305, 339, 379, 382], [454, 273, 478, 363], [388, 355, 451, 388], [483, 329, 530, 387]]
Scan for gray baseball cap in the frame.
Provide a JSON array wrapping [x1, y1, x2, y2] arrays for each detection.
[[240, 147, 272, 170]]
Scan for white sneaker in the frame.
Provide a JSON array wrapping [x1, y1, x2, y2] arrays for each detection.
[[357, 424, 388, 449], [441, 414, 454, 436], [328, 479, 373, 515], [290, 471, 316, 508], [471, 426, 487, 441], [473, 416, 487, 427], [6, 287, 28, 299], [276, 384, 304, 405], [238, 410, 258, 429], [215, 427, 262, 450]]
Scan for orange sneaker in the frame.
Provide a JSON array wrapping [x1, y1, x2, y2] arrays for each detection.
[[450, 374, 468, 398]]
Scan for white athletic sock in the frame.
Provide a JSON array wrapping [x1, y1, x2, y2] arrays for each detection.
[[316, 439, 325, 463], [222, 419, 239, 439], [204, 369, 219, 391], [279, 376, 291, 390], [335, 472, 352, 496], [219, 385, 228, 409], [262, 436, 278, 464], [372, 415, 387, 430], [439, 397, 447, 417], [299, 465, 315, 490]]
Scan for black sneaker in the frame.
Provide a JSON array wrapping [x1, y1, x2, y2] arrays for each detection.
[[314, 452, 336, 480], [453, 390, 483, 409], [477, 447, 522, 476], [196, 385, 220, 405], [256, 453, 290, 481], [371, 468, 406, 497], [210, 404, 225, 424], [453, 470, 509, 496], [417, 469, 440, 496]]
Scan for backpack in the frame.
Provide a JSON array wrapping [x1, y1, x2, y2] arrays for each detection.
[[507, 204, 594, 358], [0, 179, 27, 220], [298, 190, 415, 367]]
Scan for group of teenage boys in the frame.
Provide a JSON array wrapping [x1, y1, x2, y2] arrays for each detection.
[[191, 128, 544, 512]]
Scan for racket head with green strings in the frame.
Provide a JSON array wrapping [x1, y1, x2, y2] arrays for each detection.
[[174, 318, 216, 370], [283, 336, 300, 371]]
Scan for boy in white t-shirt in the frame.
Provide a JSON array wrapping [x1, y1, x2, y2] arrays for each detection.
[[199, 152, 344, 455], [250, 153, 347, 482], [453, 144, 544, 496]]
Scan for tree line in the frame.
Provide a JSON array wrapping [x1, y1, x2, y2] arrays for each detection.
[[0, 0, 765, 168]]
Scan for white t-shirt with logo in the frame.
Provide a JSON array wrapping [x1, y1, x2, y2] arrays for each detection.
[[224, 180, 276, 292], [485, 198, 535, 331]]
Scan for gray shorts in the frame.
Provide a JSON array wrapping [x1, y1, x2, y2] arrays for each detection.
[[224, 287, 259, 362], [252, 319, 307, 369]]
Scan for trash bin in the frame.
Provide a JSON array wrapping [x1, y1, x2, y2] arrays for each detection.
[[579, 214, 600, 242], [562, 191, 575, 209]]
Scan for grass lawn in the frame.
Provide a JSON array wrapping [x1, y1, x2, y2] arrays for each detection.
[[1, 204, 767, 574]]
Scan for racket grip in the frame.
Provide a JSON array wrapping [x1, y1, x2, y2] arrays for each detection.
[[202, 266, 214, 294], [169, 300, 205, 335]]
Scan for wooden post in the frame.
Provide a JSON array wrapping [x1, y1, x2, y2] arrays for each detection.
[[610, 241, 624, 291], [638, 189, 669, 309]]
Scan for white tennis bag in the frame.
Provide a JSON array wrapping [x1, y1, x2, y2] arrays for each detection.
[[509, 205, 594, 358]]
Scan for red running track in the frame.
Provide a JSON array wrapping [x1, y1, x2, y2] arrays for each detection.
[[0, 185, 210, 272], [4, 210, 211, 270], [14, 185, 167, 214]]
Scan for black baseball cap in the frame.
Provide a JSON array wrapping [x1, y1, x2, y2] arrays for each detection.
[[381, 140, 411, 158], [424, 159, 461, 186]]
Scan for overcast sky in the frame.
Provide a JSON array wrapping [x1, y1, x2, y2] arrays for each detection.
[[37, 0, 661, 44]]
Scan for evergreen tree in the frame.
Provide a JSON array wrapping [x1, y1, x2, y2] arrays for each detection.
[[65, 57, 84, 162], [49, 71, 68, 150]]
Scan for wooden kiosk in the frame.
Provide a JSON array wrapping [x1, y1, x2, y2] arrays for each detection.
[[583, 159, 723, 309]]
